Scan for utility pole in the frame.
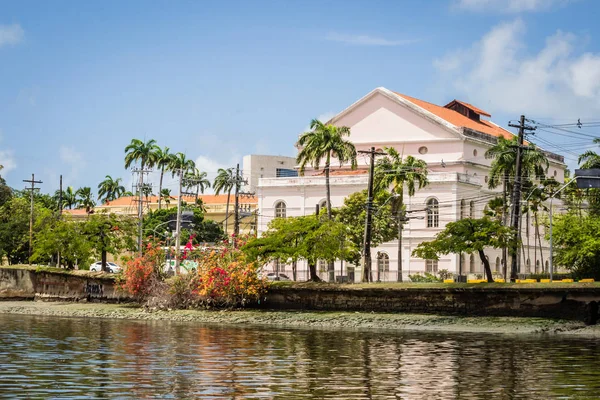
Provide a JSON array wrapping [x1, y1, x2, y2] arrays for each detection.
[[358, 147, 385, 282], [233, 164, 241, 238], [174, 168, 184, 274], [59, 175, 63, 215], [132, 168, 151, 256], [23, 174, 42, 265], [508, 115, 535, 282]]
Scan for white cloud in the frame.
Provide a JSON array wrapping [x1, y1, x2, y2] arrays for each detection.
[[0, 150, 16, 175], [0, 23, 24, 47], [454, 0, 572, 13], [433, 19, 600, 117], [326, 32, 416, 46]]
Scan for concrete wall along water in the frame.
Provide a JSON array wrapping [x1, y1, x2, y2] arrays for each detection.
[[0, 267, 130, 302]]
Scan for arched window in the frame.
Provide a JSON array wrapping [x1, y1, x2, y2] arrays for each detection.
[[469, 254, 475, 273], [526, 258, 531, 273], [318, 259, 327, 273], [460, 200, 466, 219], [319, 200, 327, 210], [377, 253, 390, 272], [536, 260, 540, 273], [427, 198, 439, 228], [426, 259, 438, 273], [275, 201, 286, 218], [469, 201, 475, 218], [545, 260, 549, 273], [495, 257, 500, 272]]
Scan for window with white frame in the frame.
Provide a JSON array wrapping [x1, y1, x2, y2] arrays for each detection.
[[426, 259, 438, 273], [427, 198, 439, 228], [469, 200, 475, 218], [460, 199, 466, 219], [377, 253, 390, 272], [275, 201, 286, 218]]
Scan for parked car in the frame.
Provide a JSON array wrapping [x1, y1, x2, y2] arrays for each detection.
[[266, 272, 290, 281], [90, 262, 122, 273]]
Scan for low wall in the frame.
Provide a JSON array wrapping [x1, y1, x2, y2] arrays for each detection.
[[0, 267, 130, 302], [263, 286, 600, 325]]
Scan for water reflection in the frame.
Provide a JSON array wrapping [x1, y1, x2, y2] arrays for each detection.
[[1, 314, 600, 398]]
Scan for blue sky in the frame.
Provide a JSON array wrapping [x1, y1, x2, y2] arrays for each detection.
[[1, 0, 599, 195]]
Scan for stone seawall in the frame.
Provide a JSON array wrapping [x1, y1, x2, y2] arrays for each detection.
[[0, 267, 130, 302], [263, 286, 600, 325]]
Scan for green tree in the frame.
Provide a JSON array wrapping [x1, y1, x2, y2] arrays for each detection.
[[0, 197, 54, 264], [124, 138, 160, 205], [143, 207, 224, 244], [374, 147, 428, 282], [32, 217, 91, 268], [170, 152, 196, 176], [97, 175, 125, 203], [244, 215, 353, 281], [213, 168, 235, 234], [0, 174, 12, 207], [76, 187, 96, 213], [297, 119, 357, 219], [154, 146, 174, 210], [550, 211, 600, 280], [412, 217, 513, 282], [333, 190, 398, 281], [55, 186, 78, 210], [84, 213, 137, 271], [578, 138, 600, 169]]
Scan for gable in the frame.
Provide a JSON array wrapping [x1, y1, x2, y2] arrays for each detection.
[[332, 90, 461, 145]]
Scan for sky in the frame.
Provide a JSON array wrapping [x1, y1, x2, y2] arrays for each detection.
[[1, 0, 600, 196]]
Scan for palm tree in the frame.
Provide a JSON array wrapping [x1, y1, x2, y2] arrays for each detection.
[[297, 119, 357, 220], [122, 190, 135, 197], [578, 138, 600, 169], [56, 186, 78, 210], [184, 168, 211, 202], [374, 148, 428, 282], [155, 146, 174, 210], [213, 168, 235, 234], [486, 136, 548, 276], [124, 138, 160, 201], [170, 152, 196, 177], [97, 175, 126, 203], [76, 187, 96, 213], [160, 188, 173, 207]]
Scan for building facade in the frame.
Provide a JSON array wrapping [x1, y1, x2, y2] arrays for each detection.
[[257, 87, 566, 281], [242, 154, 297, 194]]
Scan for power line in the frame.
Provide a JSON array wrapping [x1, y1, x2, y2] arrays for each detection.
[[22, 173, 42, 265]]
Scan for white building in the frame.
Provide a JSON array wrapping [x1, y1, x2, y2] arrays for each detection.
[[257, 87, 566, 282], [242, 154, 297, 193]]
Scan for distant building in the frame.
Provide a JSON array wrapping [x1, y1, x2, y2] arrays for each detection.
[[68, 194, 258, 235], [242, 154, 297, 193]]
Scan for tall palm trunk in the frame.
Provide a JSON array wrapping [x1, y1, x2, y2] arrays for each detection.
[[158, 167, 165, 210], [535, 213, 544, 271], [502, 171, 509, 279], [478, 249, 494, 283], [195, 185, 200, 203], [224, 189, 231, 235], [325, 154, 332, 219], [396, 190, 404, 282]]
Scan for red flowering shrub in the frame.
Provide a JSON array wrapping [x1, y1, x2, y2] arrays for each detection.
[[119, 243, 164, 301], [189, 236, 267, 307]]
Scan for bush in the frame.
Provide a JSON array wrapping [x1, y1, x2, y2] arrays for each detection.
[[191, 238, 267, 308], [118, 244, 164, 301], [408, 272, 442, 283]]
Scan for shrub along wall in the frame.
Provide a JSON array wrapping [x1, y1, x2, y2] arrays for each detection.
[[262, 285, 600, 325]]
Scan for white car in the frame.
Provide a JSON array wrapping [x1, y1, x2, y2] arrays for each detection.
[[90, 262, 122, 273], [266, 273, 291, 281]]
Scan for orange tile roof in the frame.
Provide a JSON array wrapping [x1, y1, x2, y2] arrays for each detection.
[[62, 209, 88, 215], [99, 194, 257, 207], [394, 92, 514, 140], [444, 99, 491, 117]]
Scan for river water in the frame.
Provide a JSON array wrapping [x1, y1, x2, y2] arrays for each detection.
[[1, 314, 600, 399]]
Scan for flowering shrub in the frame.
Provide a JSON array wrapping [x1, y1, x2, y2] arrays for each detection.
[[119, 243, 165, 301], [190, 236, 267, 307]]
